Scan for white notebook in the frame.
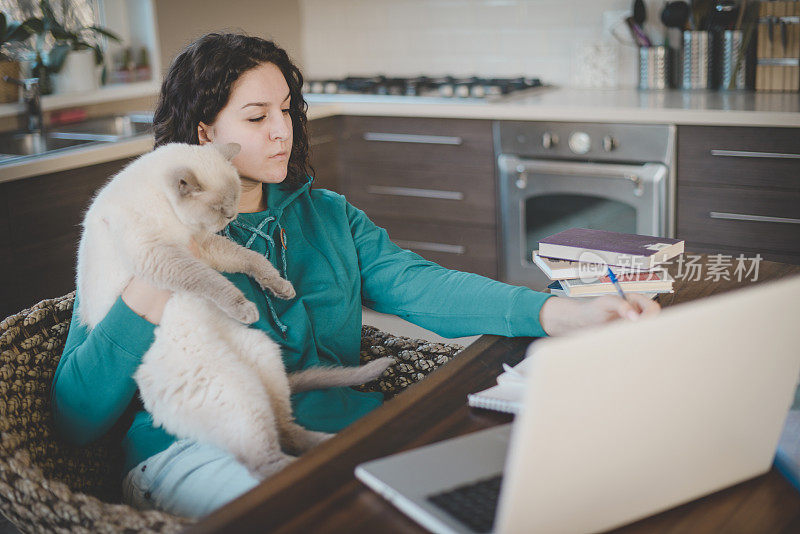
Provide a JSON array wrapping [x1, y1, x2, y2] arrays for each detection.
[[467, 358, 532, 414]]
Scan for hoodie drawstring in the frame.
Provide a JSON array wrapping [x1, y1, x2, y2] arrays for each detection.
[[221, 216, 289, 338]]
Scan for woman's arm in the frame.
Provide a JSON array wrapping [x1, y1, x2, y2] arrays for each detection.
[[347, 202, 552, 338], [346, 201, 659, 338], [50, 284, 166, 446]]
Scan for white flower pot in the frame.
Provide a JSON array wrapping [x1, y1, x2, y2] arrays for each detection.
[[50, 49, 99, 94]]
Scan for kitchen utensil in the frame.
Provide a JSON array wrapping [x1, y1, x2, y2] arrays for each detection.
[[633, 0, 647, 26], [661, 1, 692, 48], [626, 16, 653, 46], [734, 0, 747, 30], [661, 1, 691, 30], [710, 0, 738, 30]]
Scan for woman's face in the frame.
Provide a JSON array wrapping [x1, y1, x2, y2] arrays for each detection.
[[198, 62, 293, 183]]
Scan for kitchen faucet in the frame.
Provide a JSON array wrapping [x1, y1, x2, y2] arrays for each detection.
[[3, 76, 44, 134]]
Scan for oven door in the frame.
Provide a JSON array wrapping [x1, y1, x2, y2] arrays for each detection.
[[498, 154, 669, 289]]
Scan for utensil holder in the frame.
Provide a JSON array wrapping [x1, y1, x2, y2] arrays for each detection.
[[720, 30, 749, 90], [681, 31, 715, 89], [639, 46, 674, 90]]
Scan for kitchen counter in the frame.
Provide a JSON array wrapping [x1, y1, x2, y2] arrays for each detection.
[[0, 133, 153, 184], [2, 88, 798, 183], [306, 88, 800, 127]]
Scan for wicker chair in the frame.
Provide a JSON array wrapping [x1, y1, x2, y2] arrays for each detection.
[[0, 293, 464, 533]]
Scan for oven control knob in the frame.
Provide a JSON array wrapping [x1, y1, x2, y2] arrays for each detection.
[[515, 165, 528, 189], [568, 132, 591, 154], [602, 135, 618, 152], [542, 132, 559, 149]]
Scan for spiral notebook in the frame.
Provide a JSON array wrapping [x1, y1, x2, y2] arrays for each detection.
[[467, 358, 532, 414]]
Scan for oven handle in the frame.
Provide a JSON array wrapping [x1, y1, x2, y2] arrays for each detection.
[[507, 159, 644, 194]]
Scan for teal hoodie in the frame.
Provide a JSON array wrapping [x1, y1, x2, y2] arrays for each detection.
[[51, 178, 552, 474]]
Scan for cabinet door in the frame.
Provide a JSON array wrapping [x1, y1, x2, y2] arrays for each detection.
[[337, 116, 498, 277], [678, 184, 800, 261], [678, 125, 800, 190], [0, 157, 134, 319], [308, 116, 342, 192], [677, 125, 800, 265], [371, 215, 498, 278]]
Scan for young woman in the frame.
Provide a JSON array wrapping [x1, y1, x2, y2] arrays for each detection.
[[51, 33, 659, 519]]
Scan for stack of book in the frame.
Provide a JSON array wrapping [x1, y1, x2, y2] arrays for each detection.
[[532, 228, 685, 299]]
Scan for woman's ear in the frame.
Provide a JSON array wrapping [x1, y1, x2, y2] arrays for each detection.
[[197, 122, 214, 145]]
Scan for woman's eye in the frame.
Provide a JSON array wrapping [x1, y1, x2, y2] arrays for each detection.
[[248, 116, 265, 122]]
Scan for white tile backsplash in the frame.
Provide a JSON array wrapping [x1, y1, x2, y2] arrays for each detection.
[[300, 0, 667, 88]]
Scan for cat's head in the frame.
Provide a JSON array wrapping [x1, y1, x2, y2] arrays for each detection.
[[162, 142, 243, 234]]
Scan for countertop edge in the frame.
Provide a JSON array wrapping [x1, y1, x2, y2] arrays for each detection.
[[307, 101, 800, 127], [0, 135, 155, 184]]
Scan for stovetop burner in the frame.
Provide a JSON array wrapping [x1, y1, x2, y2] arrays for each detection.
[[303, 75, 543, 99]]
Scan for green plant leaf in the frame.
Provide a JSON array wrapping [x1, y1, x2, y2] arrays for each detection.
[[0, 13, 7, 39], [87, 25, 121, 42], [47, 42, 70, 72], [22, 18, 45, 35], [51, 26, 74, 41], [7, 21, 33, 42], [91, 44, 103, 65], [39, 0, 58, 25]]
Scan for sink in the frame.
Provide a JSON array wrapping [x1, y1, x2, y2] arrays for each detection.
[[0, 132, 96, 157], [48, 113, 153, 142], [0, 113, 153, 163]]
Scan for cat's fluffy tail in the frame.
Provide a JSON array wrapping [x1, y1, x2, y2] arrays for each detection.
[[287, 357, 394, 392]]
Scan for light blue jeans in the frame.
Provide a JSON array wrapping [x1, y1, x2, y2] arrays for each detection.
[[122, 439, 260, 519]]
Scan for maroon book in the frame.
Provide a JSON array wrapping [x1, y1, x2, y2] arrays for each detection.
[[538, 228, 684, 269]]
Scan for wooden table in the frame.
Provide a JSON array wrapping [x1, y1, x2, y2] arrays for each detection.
[[189, 255, 800, 534]]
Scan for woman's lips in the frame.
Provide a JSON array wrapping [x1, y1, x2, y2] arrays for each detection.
[[269, 151, 289, 160]]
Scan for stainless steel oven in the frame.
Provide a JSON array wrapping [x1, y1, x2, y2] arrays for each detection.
[[496, 121, 676, 290]]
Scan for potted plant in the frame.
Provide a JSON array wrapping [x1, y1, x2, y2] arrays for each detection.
[[26, 0, 121, 94], [0, 12, 35, 103]]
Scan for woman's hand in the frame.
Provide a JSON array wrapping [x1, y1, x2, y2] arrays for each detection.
[[121, 276, 172, 325], [539, 293, 661, 337], [120, 238, 202, 325]]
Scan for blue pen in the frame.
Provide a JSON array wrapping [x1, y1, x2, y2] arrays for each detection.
[[606, 266, 630, 303]]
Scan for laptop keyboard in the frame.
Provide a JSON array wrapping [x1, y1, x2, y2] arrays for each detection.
[[426, 474, 503, 533]]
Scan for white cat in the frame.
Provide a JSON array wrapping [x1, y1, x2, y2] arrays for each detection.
[[77, 142, 393, 478]]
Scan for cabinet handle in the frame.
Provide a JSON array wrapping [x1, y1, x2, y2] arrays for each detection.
[[710, 149, 800, 160], [363, 132, 463, 145], [367, 185, 464, 200], [709, 211, 800, 224], [394, 239, 466, 255]]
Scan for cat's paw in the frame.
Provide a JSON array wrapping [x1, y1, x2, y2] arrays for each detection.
[[223, 295, 259, 324], [262, 277, 295, 300]]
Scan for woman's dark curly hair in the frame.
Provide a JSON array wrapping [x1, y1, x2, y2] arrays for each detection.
[[153, 33, 311, 189]]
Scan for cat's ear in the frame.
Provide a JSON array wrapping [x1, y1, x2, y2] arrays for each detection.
[[217, 142, 241, 161], [171, 167, 202, 197]]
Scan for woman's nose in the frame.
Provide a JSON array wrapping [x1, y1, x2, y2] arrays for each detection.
[[269, 114, 290, 141]]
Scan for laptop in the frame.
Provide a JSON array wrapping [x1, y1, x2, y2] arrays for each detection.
[[355, 275, 800, 533]]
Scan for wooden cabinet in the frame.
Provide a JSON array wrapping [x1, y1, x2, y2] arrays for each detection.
[[308, 115, 342, 192], [677, 125, 800, 264], [0, 157, 134, 319], [333, 115, 498, 278]]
